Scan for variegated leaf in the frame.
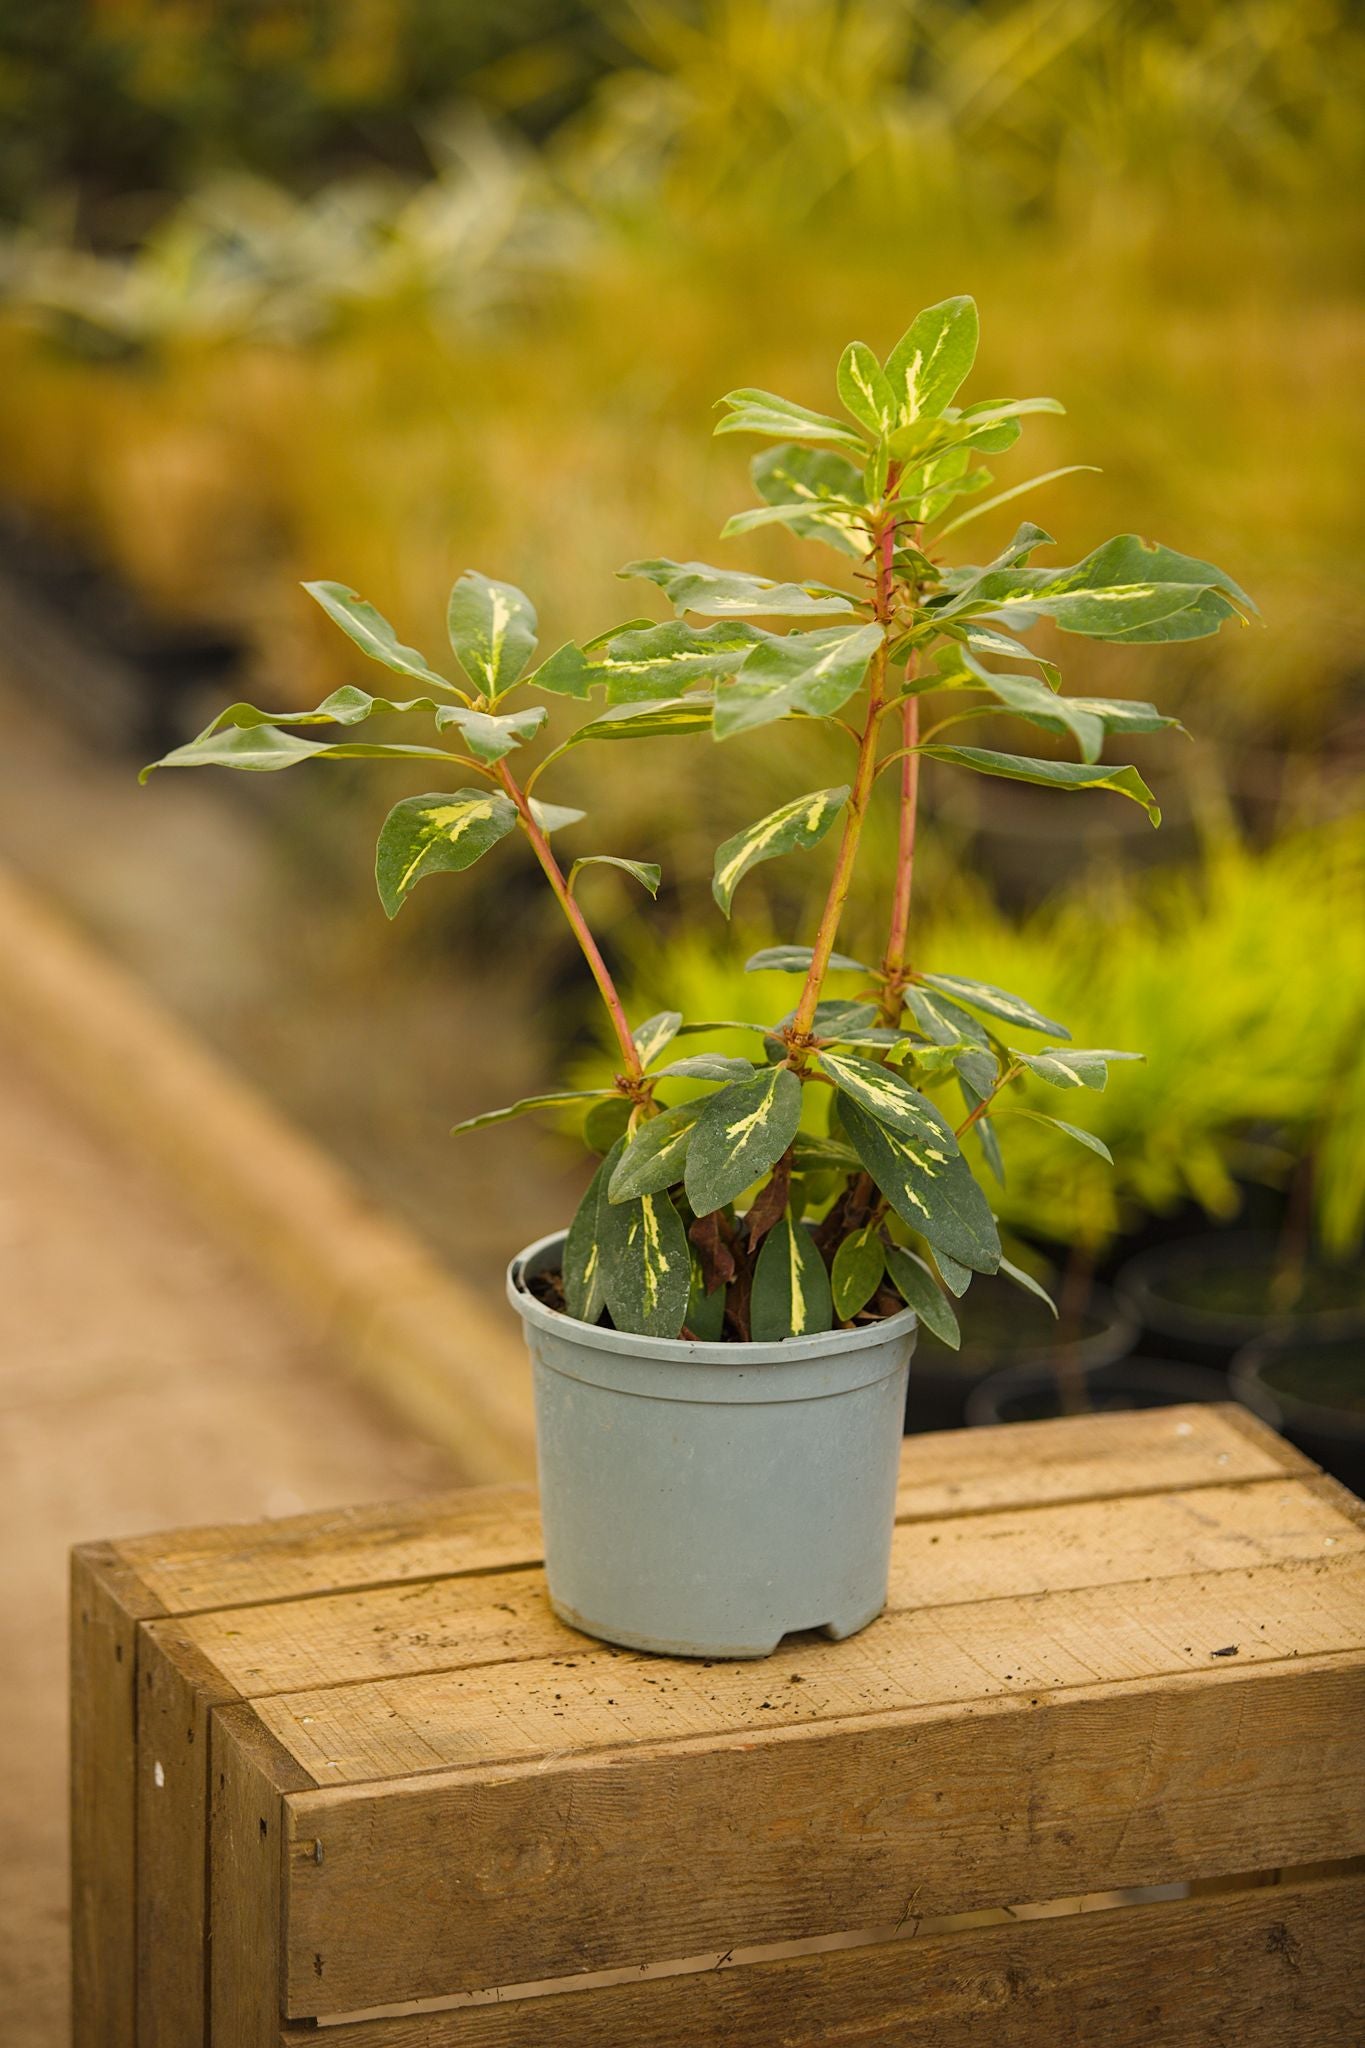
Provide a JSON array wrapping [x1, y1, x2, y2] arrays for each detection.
[[632, 1011, 683, 1065], [750, 444, 869, 558], [920, 974, 1070, 1040], [919, 746, 1161, 825], [1009, 1108, 1114, 1161], [884, 297, 980, 425], [562, 697, 715, 744], [657, 1054, 758, 1083], [791, 1132, 860, 1174], [714, 387, 867, 455], [568, 855, 661, 897], [598, 1182, 692, 1339], [562, 1143, 619, 1322], [751, 1215, 834, 1341], [838, 1096, 1000, 1273], [620, 559, 859, 620], [303, 581, 453, 690], [745, 944, 870, 975], [836, 340, 896, 437], [684, 1065, 803, 1217], [608, 1103, 704, 1203], [713, 621, 884, 740], [832, 1223, 885, 1320], [1014, 1046, 1141, 1090], [816, 1050, 958, 1148], [446, 571, 537, 698], [376, 788, 519, 917], [435, 702, 547, 763], [451, 1086, 615, 1135], [142, 726, 464, 780], [528, 798, 585, 833], [712, 786, 849, 916], [884, 1244, 961, 1348]]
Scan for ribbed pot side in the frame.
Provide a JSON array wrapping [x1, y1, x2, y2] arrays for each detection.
[[508, 1230, 917, 1659]]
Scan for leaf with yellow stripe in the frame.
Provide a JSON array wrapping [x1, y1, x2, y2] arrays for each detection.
[[684, 1065, 803, 1217], [838, 1096, 1001, 1274], [608, 1103, 703, 1203], [712, 786, 848, 916], [817, 1050, 959, 1146], [598, 1183, 692, 1338], [563, 1142, 620, 1323], [446, 571, 537, 699], [751, 1215, 834, 1341], [832, 1223, 885, 1320], [375, 788, 519, 917]]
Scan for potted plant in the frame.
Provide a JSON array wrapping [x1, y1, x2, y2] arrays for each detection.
[[144, 294, 1251, 1658]]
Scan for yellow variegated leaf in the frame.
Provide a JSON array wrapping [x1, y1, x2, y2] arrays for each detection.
[[712, 786, 849, 916]]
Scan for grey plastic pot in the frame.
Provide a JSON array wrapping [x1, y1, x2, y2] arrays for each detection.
[[508, 1230, 917, 1660]]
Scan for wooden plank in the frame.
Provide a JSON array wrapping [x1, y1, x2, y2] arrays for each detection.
[[209, 1707, 315, 2048], [112, 1404, 1296, 1619], [260, 1552, 1365, 1787], [135, 1630, 242, 2048], [276, 1869, 1365, 2047], [70, 1544, 165, 2048], [172, 1476, 1363, 1700], [278, 1650, 1365, 2015]]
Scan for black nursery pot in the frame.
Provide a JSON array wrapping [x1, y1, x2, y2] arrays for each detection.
[[1231, 1329, 1365, 1495], [905, 1274, 1137, 1435], [965, 1357, 1276, 1429], [1114, 1232, 1365, 1371]]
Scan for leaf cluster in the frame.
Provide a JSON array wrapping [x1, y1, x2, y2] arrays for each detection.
[[142, 296, 1253, 1341]]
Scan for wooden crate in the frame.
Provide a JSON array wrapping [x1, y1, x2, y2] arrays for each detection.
[[72, 1404, 1365, 2046]]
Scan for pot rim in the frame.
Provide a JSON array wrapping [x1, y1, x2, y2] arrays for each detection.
[[507, 1227, 919, 1368], [1231, 1332, 1365, 1441]]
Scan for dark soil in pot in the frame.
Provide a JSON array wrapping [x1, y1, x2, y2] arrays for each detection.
[[905, 1275, 1137, 1435], [1232, 1329, 1365, 1495], [1115, 1231, 1365, 1370], [965, 1358, 1275, 1428]]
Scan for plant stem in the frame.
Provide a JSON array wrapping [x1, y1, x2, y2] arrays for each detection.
[[789, 487, 901, 1046], [496, 762, 646, 1086], [879, 679, 920, 1022]]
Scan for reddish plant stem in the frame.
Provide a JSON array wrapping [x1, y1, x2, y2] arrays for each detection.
[[879, 681, 920, 1022], [789, 481, 901, 1047], [496, 762, 646, 1086]]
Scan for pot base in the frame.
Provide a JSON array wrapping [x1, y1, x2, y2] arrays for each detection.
[[549, 1592, 887, 1661]]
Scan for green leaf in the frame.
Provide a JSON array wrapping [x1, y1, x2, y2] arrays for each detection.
[[715, 387, 867, 455], [548, 621, 763, 704], [562, 697, 715, 745], [933, 1251, 973, 1298], [1009, 1109, 1114, 1162], [1014, 1046, 1141, 1090], [919, 974, 1070, 1040], [783, 999, 881, 1041], [935, 466, 1100, 542], [522, 641, 595, 699], [563, 1143, 618, 1322], [658, 1054, 758, 1082], [684, 1065, 803, 1216], [620, 559, 859, 620], [189, 683, 446, 733], [687, 1257, 728, 1339], [713, 622, 884, 740], [302, 581, 454, 691], [720, 498, 869, 547], [836, 341, 896, 437], [953, 535, 1254, 643], [952, 665, 1179, 765], [745, 945, 869, 974], [832, 1224, 885, 1319], [142, 725, 464, 779], [584, 1097, 633, 1154], [902, 986, 990, 1050], [632, 1011, 683, 1065], [747, 443, 871, 557], [998, 1255, 1058, 1317], [375, 789, 520, 917], [791, 1132, 860, 1174], [918, 746, 1161, 826], [446, 571, 537, 698], [608, 1103, 703, 1203], [451, 1086, 614, 1135], [435, 702, 547, 763], [598, 1183, 692, 1339], [838, 1097, 1000, 1274], [816, 1050, 958, 1147], [883, 1244, 961, 1349], [884, 297, 979, 424], [527, 798, 585, 834], [712, 786, 849, 916], [568, 855, 661, 897], [751, 1216, 834, 1340]]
